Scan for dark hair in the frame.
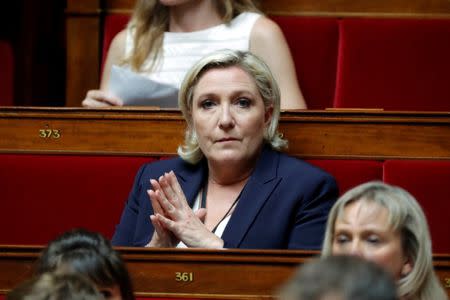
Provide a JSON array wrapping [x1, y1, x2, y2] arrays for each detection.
[[7, 272, 105, 300], [36, 228, 134, 300], [278, 255, 397, 300]]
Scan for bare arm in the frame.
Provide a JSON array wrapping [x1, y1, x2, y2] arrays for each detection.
[[250, 17, 307, 110], [100, 29, 127, 90], [82, 30, 127, 107]]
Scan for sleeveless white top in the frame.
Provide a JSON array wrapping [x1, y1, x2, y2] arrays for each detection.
[[125, 12, 261, 88]]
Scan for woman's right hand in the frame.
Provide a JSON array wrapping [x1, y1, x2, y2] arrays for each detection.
[[82, 90, 123, 107], [145, 180, 179, 248]]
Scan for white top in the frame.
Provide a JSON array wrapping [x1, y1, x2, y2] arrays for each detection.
[[125, 12, 261, 88], [176, 189, 234, 248]]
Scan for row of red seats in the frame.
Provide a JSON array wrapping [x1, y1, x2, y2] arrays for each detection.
[[3, 17, 449, 110], [102, 15, 450, 111], [1, 154, 448, 252], [273, 17, 450, 111]]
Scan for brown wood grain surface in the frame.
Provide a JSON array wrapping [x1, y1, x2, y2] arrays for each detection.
[[261, 0, 450, 17], [67, 0, 450, 16], [1, 107, 449, 160], [0, 246, 449, 298]]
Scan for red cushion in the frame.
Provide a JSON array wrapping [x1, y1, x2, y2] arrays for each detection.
[[334, 18, 450, 111], [0, 154, 154, 245], [0, 41, 14, 106], [383, 160, 450, 253], [271, 16, 339, 109], [102, 14, 130, 71], [307, 160, 383, 195]]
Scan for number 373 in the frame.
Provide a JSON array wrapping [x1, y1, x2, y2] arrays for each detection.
[[39, 129, 61, 139]]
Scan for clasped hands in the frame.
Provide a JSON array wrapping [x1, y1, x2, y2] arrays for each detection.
[[145, 171, 224, 249]]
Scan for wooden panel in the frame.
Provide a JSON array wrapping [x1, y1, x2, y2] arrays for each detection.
[[65, 0, 101, 107], [0, 107, 450, 159], [95, 0, 450, 16], [261, 0, 450, 17], [0, 246, 449, 298], [104, 0, 135, 13], [66, 0, 102, 13]]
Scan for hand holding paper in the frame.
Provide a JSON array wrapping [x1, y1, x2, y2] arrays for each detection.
[[109, 65, 179, 107]]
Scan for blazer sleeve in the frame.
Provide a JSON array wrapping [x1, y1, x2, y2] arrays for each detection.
[[288, 173, 338, 249], [111, 164, 147, 246]]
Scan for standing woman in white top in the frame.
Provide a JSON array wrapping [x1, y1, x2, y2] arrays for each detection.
[[82, 0, 306, 109]]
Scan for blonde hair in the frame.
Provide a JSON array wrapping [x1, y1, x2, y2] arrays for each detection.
[[177, 49, 287, 164], [124, 0, 260, 72], [321, 181, 447, 300]]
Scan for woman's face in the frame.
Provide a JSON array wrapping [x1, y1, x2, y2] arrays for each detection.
[[191, 66, 272, 166], [332, 200, 412, 279]]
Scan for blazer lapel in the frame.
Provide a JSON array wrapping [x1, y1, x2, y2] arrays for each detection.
[[176, 159, 207, 207], [221, 146, 281, 248]]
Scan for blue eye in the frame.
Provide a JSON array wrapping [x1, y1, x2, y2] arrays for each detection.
[[367, 235, 380, 244], [236, 98, 251, 108], [335, 234, 349, 244], [201, 100, 215, 109]]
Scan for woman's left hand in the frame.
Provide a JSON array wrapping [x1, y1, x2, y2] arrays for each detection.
[[152, 171, 224, 249]]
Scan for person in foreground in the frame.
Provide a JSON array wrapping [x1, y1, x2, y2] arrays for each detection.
[[112, 49, 337, 248], [322, 181, 447, 300], [82, 0, 306, 109], [277, 255, 397, 300], [7, 272, 105, 300], [36, 229, 134, 300]]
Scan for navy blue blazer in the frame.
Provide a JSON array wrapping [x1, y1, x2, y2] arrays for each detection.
[[112, 146, 338, 249]]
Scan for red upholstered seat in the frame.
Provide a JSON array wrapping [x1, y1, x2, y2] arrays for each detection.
[[271, 16, 339, 109], [334, 18, 450, 111], [0, 154, 154, 245], [0, 41, 14, 106], [307, 160, 383, 195], [383, 160, 450, 253]]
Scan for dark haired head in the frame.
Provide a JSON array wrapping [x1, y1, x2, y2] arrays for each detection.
[[36, 228, 134, 300], [7, 272, 105, 300], [278, 255, 397, 300]]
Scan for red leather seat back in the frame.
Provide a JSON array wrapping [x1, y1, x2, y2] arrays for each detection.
[[307, 159, 383, 195], [383, 160, 450, 253], [334, 18, 450, 111], [271, 16, 339, 109], [0, 154, 154, 245]]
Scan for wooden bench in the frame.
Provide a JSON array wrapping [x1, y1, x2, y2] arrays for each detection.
[[0, 246, 449, 299]]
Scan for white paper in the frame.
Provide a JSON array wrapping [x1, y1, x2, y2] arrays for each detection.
[[109, 65, 179, 107]]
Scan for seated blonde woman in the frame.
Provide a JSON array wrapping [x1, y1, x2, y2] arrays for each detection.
[[112, 49, 337, 249], [321, 181, 447, 300]]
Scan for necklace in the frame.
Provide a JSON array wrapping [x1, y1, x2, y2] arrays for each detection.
[[201, 180, 243, 233]]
